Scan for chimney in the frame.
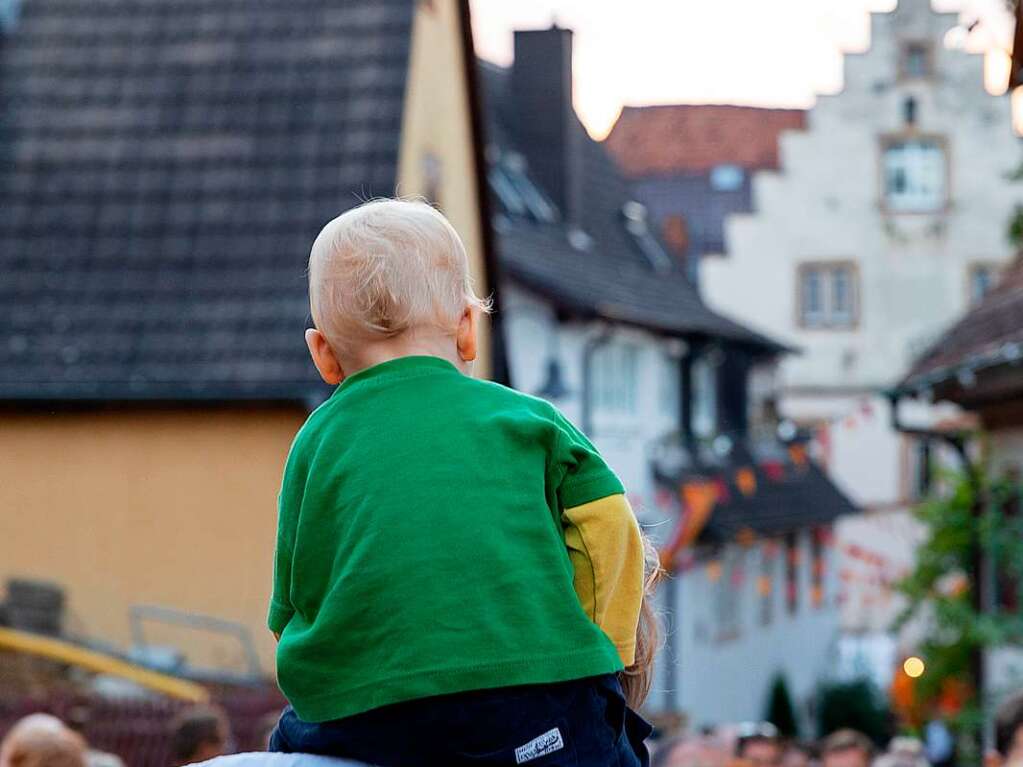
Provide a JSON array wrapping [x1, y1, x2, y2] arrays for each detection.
[[511, 26, 583, 225]]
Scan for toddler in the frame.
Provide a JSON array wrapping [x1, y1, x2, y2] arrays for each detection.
[[268, 199, 652, 766]]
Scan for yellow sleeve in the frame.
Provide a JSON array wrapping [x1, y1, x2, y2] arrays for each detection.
[[562, 493, 644, 667]]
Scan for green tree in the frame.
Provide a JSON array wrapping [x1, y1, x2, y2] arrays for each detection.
[[765, 673, 800, 738], [817, 678, 892, 746], [896, 468, 1023, 765]]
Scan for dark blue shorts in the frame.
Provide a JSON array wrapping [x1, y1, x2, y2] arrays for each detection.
[[269, 674, 652, 766]]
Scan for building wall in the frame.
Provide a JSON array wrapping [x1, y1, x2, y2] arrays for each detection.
[[398, 0, 494, 378], [501, 284, 679, 516], [502, 283, 844, 723], [0, 408, 306, 672], [656, 532, 840, 728], [702, 0, 1019, 509], [0, 0, 491, 680]]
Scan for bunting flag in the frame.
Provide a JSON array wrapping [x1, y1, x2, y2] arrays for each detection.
[[736, 466, 757, 496], [658, 479, 719, 571], [842, 543, 887, 568], [737, 527, 757, 547], [760, 459, 785, 482], [730, 566, 745, 588], [712, 476, 731, 504], [788, 443, 808, 469], [757, 575, 772, 596], [654, 487, 674, 511]]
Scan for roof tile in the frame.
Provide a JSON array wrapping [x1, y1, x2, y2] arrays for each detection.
[[604, 104, 806, 178]]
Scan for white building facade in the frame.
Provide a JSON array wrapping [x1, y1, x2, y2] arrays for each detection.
[[503, 282, 846, 730], [702, 0, 1020, 513]]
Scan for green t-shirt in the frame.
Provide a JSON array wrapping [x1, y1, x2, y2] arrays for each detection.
[[269, 355, 625, 722]]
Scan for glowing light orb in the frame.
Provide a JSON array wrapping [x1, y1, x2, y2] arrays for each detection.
[[904, 656, 925, 678]]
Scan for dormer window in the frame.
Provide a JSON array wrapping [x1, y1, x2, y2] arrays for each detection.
[[710, 164, 744, 192], [901, 42, 932, 79], [0, 0, 20, 30]]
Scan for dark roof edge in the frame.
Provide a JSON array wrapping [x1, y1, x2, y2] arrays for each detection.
[[504, 271, 791, 356], [0, 385, 324, 408], [458, 0, 509, 385], [892, 340, 1023, 400]]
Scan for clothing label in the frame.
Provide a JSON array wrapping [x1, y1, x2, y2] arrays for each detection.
[[514, 727, 564, 764]]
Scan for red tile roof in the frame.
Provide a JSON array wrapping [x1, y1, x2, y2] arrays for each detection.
[[603, 104, 806, 178]]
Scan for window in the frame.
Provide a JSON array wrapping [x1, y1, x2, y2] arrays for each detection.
[[785, 533, 799, 615], [659, 354, 680, 421], [710, 164, 745, 192], [903, 97, 917, 127], [798, 263, 858, 329], [883, 139, 947, 213], [715, 547, 742, 640], [970, 264, 999, 305], [692, 354, 719, 437], [759, 545, 775, 626], [0, 0, 20, 30], [592, 343, 639, 415], [901, 42, 932, 79], [811, 528, 826, 609]]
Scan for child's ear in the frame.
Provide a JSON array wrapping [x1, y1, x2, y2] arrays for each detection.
[[456, 306, 478, 363], [305, 328, 345, 385]]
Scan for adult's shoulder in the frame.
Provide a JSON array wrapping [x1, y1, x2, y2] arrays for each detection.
[[192, 753, 371, 767]]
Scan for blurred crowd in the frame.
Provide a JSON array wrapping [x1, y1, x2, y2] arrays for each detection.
[[650, 690, 1023, 767], [3, 691, 1023, 767]]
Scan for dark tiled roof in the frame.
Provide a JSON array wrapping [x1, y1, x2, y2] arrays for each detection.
[[482, 64, 788, 353], [901, 256, 1023, 395], [0, 0, 415, 402], [604, 104, 806, 178], [699, 463, 855, 542], [653, 440, 857, 542]]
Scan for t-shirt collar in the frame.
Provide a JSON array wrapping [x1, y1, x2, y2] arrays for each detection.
[[334, 355, 460, 395]]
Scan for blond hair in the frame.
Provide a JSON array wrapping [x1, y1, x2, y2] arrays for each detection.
[[308, 198, 489, 357], [619, 532, 665, 709]]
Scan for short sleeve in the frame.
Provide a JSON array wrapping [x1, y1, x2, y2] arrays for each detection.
[[548, 406, 625, 509]]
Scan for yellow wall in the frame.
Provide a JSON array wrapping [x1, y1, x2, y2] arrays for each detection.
[[0, 409, 305, 672], [0, 1, 492, 681], [398, 0, 493, 378]]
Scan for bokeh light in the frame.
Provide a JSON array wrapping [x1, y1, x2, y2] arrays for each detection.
[[904, 656, 925, 678]]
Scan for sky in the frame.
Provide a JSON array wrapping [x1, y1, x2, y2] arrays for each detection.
[[469, 0, 1015, 139]]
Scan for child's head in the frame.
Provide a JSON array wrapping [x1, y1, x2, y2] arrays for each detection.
[[306, 198, 489, 382]]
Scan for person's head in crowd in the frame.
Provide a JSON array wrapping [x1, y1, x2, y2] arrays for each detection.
[[876, 736, 928, 767], [994, 690, 1023, 767], [735, 723, 783, 767], [651, 734, 730, 767], [64, 706, 126, 767], [783, 741, 817, 767], [0, 713, 87, 767], [821, 729, 873, 767], [169, 705, 231, 766]]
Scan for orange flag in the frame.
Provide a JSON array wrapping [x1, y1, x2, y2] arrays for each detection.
[[736, 467, 757, 496], [659, 480, 719, 571]]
